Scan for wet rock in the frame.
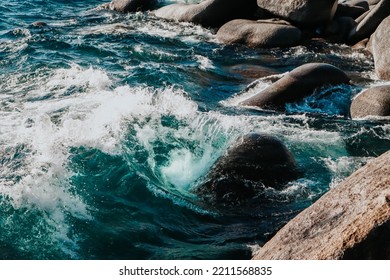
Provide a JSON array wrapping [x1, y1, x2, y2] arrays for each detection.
[[350, 85, 390, 118], [196, 133, 300, 205], [372, 15, 390, 80], [216, 19, 301, 48], [31, 21, 48, 27], [228, 64, 279, 80], [152, 0, 258, 28], [107, 0, 157, 13], [240, 63, 351, 110], [252, 150, 390, 260], [348, 0, 390, 44], [256, 0, 338, 26]]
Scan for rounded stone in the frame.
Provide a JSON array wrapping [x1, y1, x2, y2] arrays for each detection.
[[196, 133, 300, 205], [240, 63, 351, 110], [256, 0, 338, 26], [109, 0, 157, 13], [152, 0, 258, 28], [350, 85, 390, 118], [372, 15, 390, 80], [216, 19, 302, 48]]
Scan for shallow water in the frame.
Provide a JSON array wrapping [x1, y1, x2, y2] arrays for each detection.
[[1, 0, 389, 259]]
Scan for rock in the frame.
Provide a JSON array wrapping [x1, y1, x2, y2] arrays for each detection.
[[342, 220, 390, 259], [228, 64, 279, 80], [324, 16, 357, 43], [335, 3, 369, 19], [216, 19, 302, 48], [256, 0, 338, 26], [31, 21, 48, 27], [196, 133, 300, 205], [152, 0, 258, 28], [252, 150, 390, 260], [108, 0, 157, 13], [351, 37, 369, 49], [350, 85, 390, 118], [372, 15, 390, 80], [366, 0, 381, 5], [240, 63, 351, 110], [348, 0, 390, 44]]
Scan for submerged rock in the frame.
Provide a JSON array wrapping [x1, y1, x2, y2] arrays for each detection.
[[31, 21, 48, 27], [240, 63, 350, 110], [350, 85, 390, 118], [196, 133, 300, 205], [256, 0, 338, 26], [152, 0, 258, 28], [107, 0, 157, 13], [252, 150, 390, 260], [372, 15, 390, 80], [216, 19, 302, 48]]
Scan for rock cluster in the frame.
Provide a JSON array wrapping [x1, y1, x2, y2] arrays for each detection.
[[101, 0, 390, 117], [99, 0, 390, 258]]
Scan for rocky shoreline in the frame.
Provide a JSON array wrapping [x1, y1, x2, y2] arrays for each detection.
[[99, 0, 390, 259]]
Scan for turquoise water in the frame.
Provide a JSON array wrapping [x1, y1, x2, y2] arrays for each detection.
[[1, 0, 389, 259]]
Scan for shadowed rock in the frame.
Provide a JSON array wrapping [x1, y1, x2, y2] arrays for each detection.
[[348, 0, 390, 44], [152, 0, 258, 28], [240, 63, 351, 110], [106, 0, 157, 13], [350, 85, 390, 118], [216, 19, 302, 48], [342, 220, 390, 259], [252, 150, 390, 260], [336, 1, 369, 19], [324, 16, 357, 43], [256, 0, 338, 26], [196, 133, 300, 205], [372, 15, 390, 80]]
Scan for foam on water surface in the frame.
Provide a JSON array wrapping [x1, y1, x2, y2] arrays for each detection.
[[1, 0, 389, 259]]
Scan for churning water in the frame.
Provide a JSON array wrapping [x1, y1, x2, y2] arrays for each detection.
[[1, 0, 389, 259]]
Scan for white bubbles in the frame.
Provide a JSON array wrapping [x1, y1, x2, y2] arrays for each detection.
[[195, 55, 216, 71]]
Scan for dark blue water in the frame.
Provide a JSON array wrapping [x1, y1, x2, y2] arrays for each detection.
[[1, 0, 389, 260]]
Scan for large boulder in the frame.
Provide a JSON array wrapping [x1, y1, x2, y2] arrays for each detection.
[[256, 0, 338, 26], [350, 85, 390, 118], [196, 133, 300, 205], [106, 0, 157, 12], [348, 0, 390, 44], [216, 19, 302, 48], [240, 63, 351, 110], [152, 0, 258, 28], [252, 150, 390, 260], [372, 15, 390, 80]]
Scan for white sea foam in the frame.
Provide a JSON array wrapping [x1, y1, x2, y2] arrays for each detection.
[[76, 12, 215, 43], [0, 64, 197, 256], [323, 156, 371, 188], [1, 61, 383, 256], [195, 55, 215, 70]]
